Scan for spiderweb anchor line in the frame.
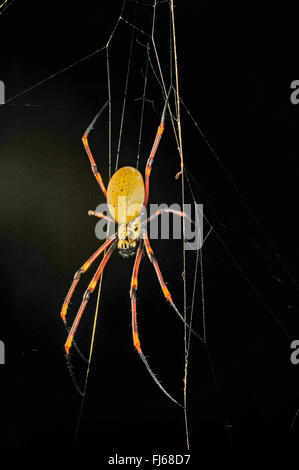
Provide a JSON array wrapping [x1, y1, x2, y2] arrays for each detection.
[[169, 0, 190, 449]]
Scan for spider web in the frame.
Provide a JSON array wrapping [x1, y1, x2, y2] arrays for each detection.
[[69, 0, 202, 448], [2, 0, 299, 456]]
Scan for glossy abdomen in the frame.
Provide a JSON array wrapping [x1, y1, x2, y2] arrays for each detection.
[[107, 166, 145, 224]]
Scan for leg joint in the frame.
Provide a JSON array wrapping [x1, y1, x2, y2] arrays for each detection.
[[91, 164, 98, 175], [148, 252, 156, 264], [74, 269, 83, 280], [130, 286, 137, 299], [83, 288, 92, 301]]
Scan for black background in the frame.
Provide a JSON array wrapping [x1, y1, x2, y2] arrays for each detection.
[[1, 0, 299, 462]]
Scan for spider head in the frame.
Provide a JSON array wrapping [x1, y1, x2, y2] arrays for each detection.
[[117, 217, 141, 258]]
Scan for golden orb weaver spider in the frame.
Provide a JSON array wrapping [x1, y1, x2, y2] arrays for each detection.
[[60, 91, 199, 407]]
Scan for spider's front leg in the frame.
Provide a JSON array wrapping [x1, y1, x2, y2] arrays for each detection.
[[144, 87, 171, 207], [82, 102, 109, 199]]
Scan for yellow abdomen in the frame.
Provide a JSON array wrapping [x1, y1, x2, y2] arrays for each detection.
[[107, 166, 145, 224]]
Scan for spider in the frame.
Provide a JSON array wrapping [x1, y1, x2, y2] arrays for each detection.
[[60, 92, 199, 407]]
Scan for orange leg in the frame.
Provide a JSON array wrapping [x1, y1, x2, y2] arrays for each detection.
[[82, 102, 109, 198], [144, 89, 171, 207], [130, 241, 182, 407], [143, 233, 202, 341], [130, 241, 144, 354], [65, 240, 117, 354], [145, 208, 202, 237], [145, 208, 188, 224], [88, 209, 114, 223], [60, 234, 117, 324]]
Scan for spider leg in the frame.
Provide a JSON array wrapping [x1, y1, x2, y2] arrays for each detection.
[[145, 208, 188, 224], [65, 240, 117, 354], [130, 241, 183, 408], [143, 233, 202, 341], [88, 210, 114, 223], [145, 208, 210, 251], [61, 233, 117, 324], [82, 101, 109, 198], [144, 88, 171, 207]]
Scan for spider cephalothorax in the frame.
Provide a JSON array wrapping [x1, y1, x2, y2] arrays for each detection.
[[117, 217, 141, 258]]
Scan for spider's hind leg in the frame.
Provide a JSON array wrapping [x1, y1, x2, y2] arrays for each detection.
[[130, 241, 183, 408], [143, 233, 203, 342]]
